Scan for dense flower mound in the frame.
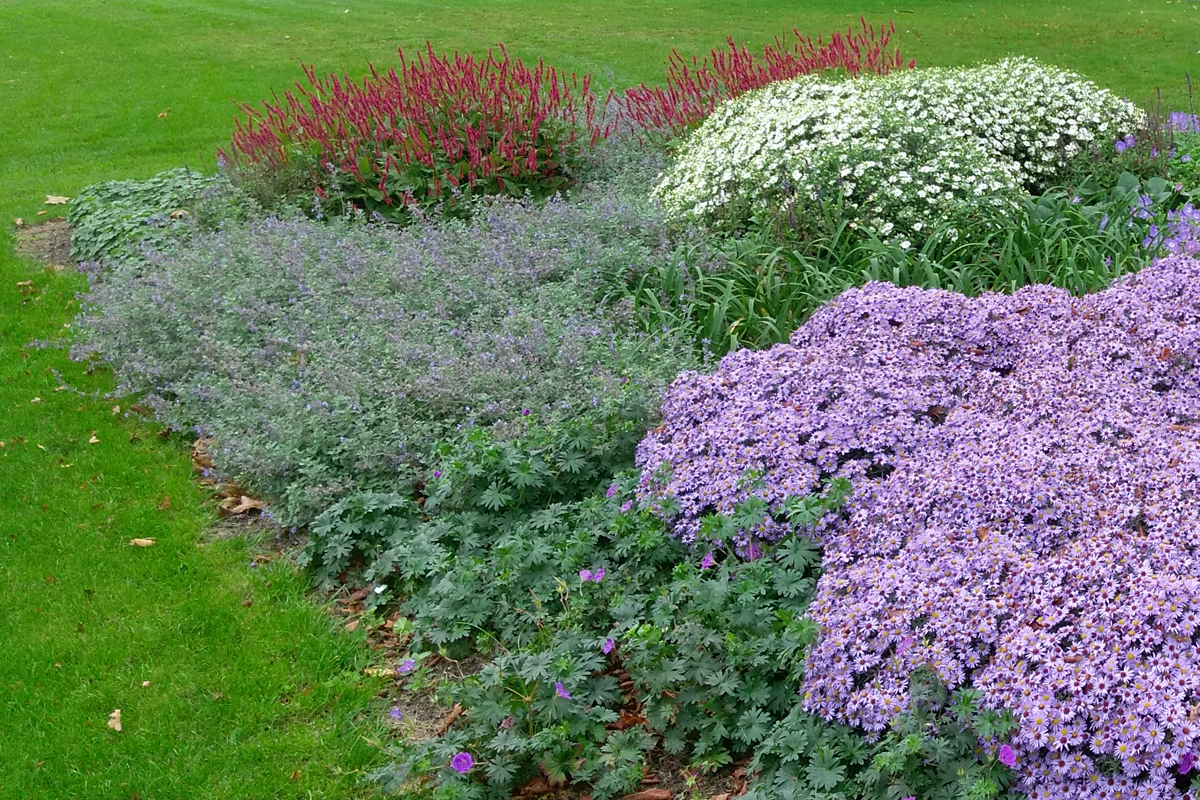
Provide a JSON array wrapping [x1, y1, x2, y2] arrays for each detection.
[[637, 253, 1200, 798], [654, 58, 1142, 244]]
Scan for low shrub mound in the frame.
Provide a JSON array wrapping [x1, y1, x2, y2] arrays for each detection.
[[224, 44, 607, 220], [655, 58, 1142, 245], [72, 190, 695, 526], [637, 253, 1200, 798]]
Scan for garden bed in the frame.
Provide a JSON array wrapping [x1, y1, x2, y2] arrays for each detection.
[[58, 29, 1200, 800]]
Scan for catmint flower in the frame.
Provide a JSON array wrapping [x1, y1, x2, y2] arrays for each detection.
[[700, 551, 715, 570], [579, 569, 594, 582], [450, 751, 474, 773], [397, 659, 416, 674], [998, 744, 1016, 768], [389, 707, 403, 720], [602, 638, 615, 655], [554, 681, 572, 699]]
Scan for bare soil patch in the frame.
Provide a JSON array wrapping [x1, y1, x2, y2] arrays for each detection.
[[14, 218, 73, 268]]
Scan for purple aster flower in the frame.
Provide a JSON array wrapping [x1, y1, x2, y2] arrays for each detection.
[[998, 744, 1017, 767], [700, 551, 715, 570], [389, 707, 403, 720], [554, 681, 572, 699], [450, 751, 474, 773], [1181, 751, 1197, 775], [579, 569, 593, 582], [602, 637, 616, 655]]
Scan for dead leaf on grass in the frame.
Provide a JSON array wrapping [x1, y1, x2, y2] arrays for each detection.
[[289, 769, 302, 782], [13, 218, 23, 227], [617, 791, 671, 800], [88, 434, 100, 444], [45, 195, 70, 205], [111, 405, 121, 415], [129, 538, 157, 547], [107, 709, 122, 732], [157, 495, 171, 511], [157, 109, 170, 119]]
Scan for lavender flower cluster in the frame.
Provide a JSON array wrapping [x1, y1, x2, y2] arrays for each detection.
[[637, 245, 1200, 797]]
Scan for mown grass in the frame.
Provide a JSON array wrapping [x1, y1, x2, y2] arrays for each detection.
[[0, 1, 1195, 797], [0, 250, 388, 798]]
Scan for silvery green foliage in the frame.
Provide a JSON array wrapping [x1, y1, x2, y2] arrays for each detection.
[[72, 187, 695, 525], [654, 59, 1142, 245]]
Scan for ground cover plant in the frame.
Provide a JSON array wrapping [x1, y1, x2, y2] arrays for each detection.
[[71, 180, 697, 526]]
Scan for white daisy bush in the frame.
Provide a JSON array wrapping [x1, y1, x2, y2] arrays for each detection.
[[653, 58, 1144, 245]]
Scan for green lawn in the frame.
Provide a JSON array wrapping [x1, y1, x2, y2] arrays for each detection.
[[0, 1, 1196, 798]]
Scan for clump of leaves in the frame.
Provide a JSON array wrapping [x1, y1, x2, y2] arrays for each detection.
[[67, 168, 255, 265]]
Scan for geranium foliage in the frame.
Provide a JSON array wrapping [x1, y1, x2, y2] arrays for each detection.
[[638, 253, 1200, 798]]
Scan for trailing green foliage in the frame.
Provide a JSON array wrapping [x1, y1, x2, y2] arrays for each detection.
[[67, 168, 254, 264]]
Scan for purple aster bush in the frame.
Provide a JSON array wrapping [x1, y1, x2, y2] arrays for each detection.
[[72, 185, 695, 525], [638, 251, 1200, 798]]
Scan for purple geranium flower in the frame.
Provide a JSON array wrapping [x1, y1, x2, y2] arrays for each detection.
[[1180, 751, 1197, 775], [602, 637, 616, 655], [998, 744, 1017, 768], [579, 569, 593, 582], [554, 681, 572, 699], [592, 567, 605, 582], [389, 707, 403, 720], [700, 551, 715, 570], [450, 751, 474, 773], [397, 658, 416, 674], [606, 483, 619, 498]]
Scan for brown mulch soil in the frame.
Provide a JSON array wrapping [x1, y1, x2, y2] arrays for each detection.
[[14, 218, 73, 268]]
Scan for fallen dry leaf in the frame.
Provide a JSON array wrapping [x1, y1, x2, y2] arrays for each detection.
[[617, 791, 671, 800], [157, 109, 169, 119], [289, 769, 302, 782], [157, 495, 171, 511], [141, 681, 150, 688], [88, 434, 100, 445], [344, 618, 360, 632], [111, 405, 121, 415], [45, 195, 70, 205], [35, 210, 46, 216], [16, 280, 31, 287], [30, 397, 41, 404], [169, 209, 188, 219], [129, 538, 157, 547], [13, 218, 23, 226], [107, 709, 122, 732]]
